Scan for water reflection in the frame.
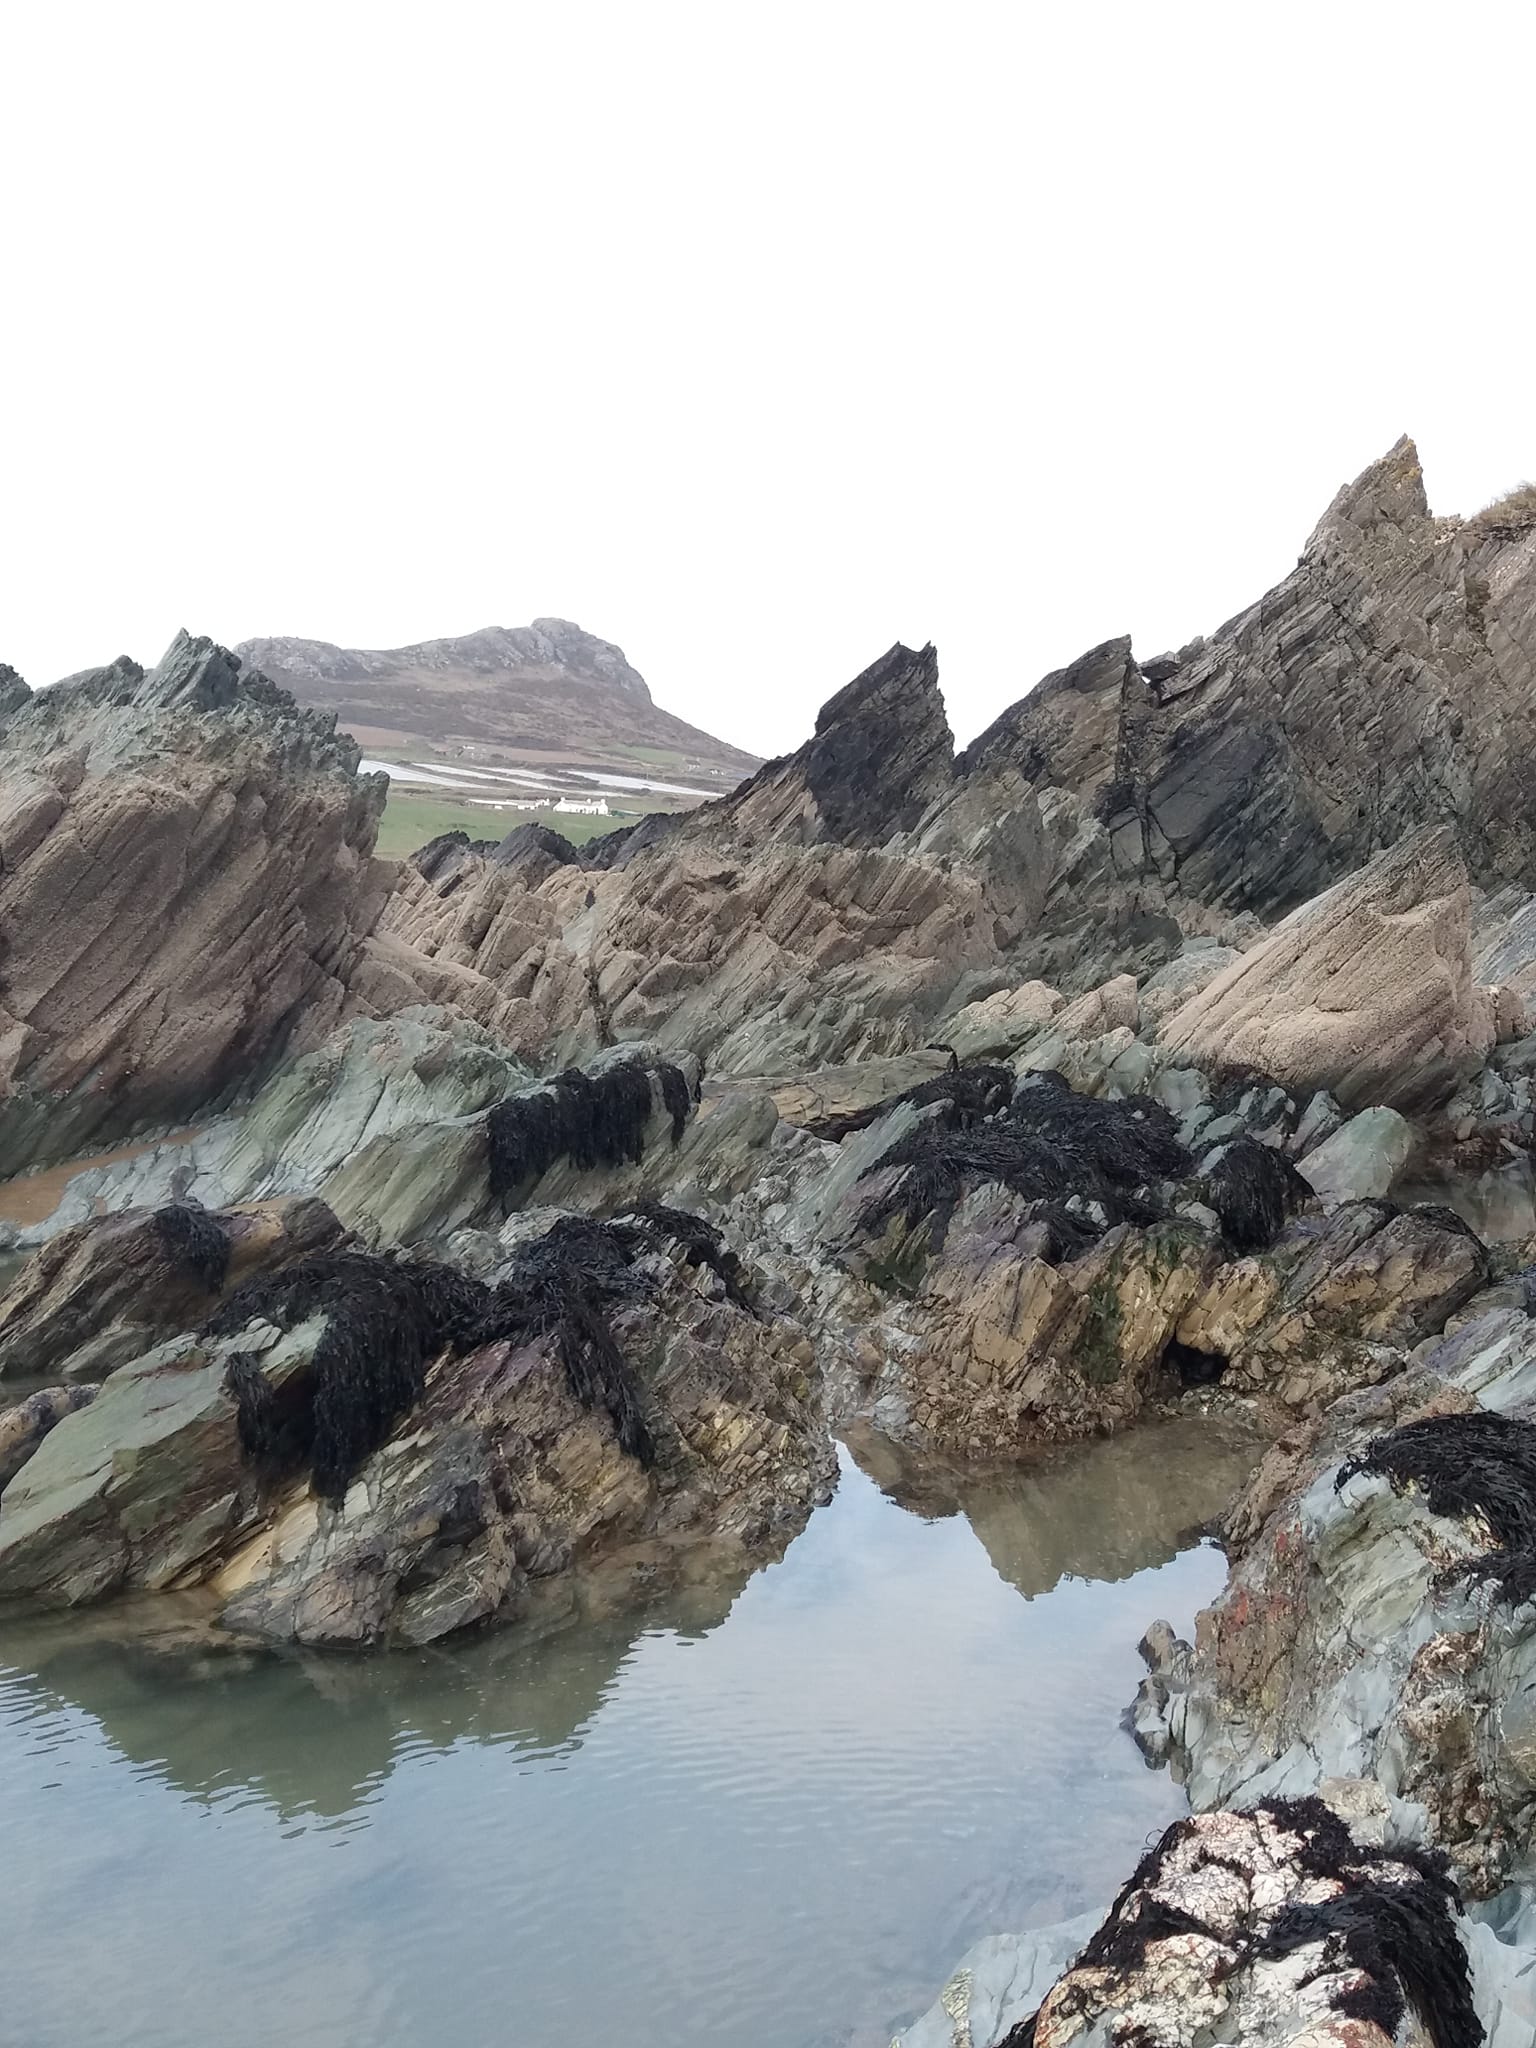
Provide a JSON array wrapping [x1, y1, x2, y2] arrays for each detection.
[[0, 1418, 1258, 2048]]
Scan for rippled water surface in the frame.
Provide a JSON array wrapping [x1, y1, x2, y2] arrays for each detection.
[[0, 1419, 1257, 2048]]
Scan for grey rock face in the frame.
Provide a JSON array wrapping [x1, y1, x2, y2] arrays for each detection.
[[1298, 1106, 1419, 1203]]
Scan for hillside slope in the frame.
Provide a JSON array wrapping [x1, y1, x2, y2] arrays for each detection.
[[236, 618, 759, 787]]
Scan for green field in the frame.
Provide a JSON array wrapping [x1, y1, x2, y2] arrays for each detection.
[[374, 788, 631, 861]]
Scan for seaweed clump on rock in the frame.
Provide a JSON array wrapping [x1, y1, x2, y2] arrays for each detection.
[[1199, 1134, 1312, 1253], [486, 1057, 695, 1203], [153, 1203, 232, 1292], [1004, 1795, 1479, 2048], [210, 1253, 490, 1503], [856, 1076, 1190, 1255], [1336, 1409, 1536, 1606], [216, 1206, 751, 1502]]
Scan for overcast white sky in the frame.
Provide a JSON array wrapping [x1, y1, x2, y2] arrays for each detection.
[[3, 3, 1531, 757]]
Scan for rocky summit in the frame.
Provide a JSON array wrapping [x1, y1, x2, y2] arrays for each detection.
[[7, 442, 1536, 2043], [237, 617, 760, 785]]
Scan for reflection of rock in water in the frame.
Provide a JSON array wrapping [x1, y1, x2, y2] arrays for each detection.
[[0, 1561, 760, 1821], [844, 1416, 1262, 1599]]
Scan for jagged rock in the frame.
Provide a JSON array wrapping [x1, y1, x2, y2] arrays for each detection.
[[718, 640, 956, 848], [1173, 1202, 1489, 1415], [0, 632, 392, 1173], [1161, 828, 1496, 1111], [1298, 1106, 1419, 1203], [0, 1197, 344, 1381]]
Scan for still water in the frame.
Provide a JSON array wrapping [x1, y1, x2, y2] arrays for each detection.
[[0, 1419, 1256, 2048]]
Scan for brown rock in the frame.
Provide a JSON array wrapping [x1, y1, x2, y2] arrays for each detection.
[[0, 633, 391, 1172], [1159, 827, 1495, 1110]]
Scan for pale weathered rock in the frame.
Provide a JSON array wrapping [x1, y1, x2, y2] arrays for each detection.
[[1297, 1106, 1419, 1203], [0, 632, 392, 1173], [899, 1791, 1504, 2048], [1161, 829, 1496, 1111], [940, 981, 1063, 1061]]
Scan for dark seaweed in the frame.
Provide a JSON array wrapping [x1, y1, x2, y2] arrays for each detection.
[[486, 1057, 695, 1202], [214, 1207, 747, 1501], [1336, 1410, 1536, 1607], [657, 1063, 692, 1145], [855, 1078, 1185, 1253], [1200, 1136, 1311, 1253], [153, 1203, 232, 1292], [1008, 1076, 1190, 1188], [210, 1253, 489, 1503]]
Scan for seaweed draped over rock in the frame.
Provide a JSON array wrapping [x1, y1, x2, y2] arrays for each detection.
[[485, 1057, 695, 1202], [1003, 1795, 1479, 2048], [1198, 1135, 1312, 1254], [210, 1253, 490, 1503], [215, 1207, 753, 1503], [855, 1076, 1190, 1254], [1336, 1410, 1536, 1607], [624, 1198, 755, 1312], [153, 1203, 232, 1292]]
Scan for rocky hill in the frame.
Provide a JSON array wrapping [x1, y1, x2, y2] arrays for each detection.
[[236, 617, 759, 787]]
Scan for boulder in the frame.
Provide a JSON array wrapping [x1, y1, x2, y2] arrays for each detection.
[[961, 1796, 1485, 2048], [1160, 828, 1496, 1111], [940, 981, 1063, 1061], [0, 1209, 836, 1647], [1298, 1105, 1419, 1203], [1173, 1202, 1490, 1415]]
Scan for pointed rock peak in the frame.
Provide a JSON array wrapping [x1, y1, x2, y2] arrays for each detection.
[[813, 640, 943, 734], [1309, 434, 1430, 549], [957, 636, 1140, 783], [801, 641, 954, 843], [0, 663, 29, 717], [705, 641, 954, 849], [139, 630, 246, 711]]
